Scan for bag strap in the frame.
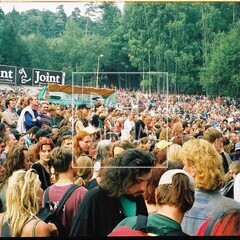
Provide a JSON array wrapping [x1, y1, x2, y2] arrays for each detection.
[[31, 219, 41, 237], [55, 184, 79, 215], [135, 215, 148, 231], [204, 211, 223, 236], [43, 186, 51, 206]]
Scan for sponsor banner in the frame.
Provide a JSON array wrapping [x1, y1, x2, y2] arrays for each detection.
[[0, 65, 16, 84], [33, 69, 63, 86], [0, 65, 64, 86], [16, 67, 33, 86]]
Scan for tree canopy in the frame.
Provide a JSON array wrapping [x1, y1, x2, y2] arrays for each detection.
[[0, 3, 239, 97]]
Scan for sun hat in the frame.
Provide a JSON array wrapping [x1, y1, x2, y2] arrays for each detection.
[[155, 140, 172, 151]]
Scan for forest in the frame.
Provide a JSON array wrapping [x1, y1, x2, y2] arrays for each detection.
[[0, 2, 240, 97]]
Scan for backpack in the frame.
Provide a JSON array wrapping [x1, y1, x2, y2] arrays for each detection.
[[135, 215, 188, 236], [220, 179, 234, 198], [37, 184, 79, 237], [109, 215, 189, 237]]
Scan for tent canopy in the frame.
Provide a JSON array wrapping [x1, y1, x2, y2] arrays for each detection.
[[48, 83, 115, 97]]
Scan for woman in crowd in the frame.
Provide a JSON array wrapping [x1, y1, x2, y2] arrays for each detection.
[[31, 139, 54, 190], [74, 155, 94, 189], [73, 130, 92, 158], [0, 145, 31, 212], [0, 169, 50, 237], [180, 138, 240, 235]]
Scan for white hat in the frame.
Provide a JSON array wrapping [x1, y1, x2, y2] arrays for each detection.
[[159, 169, 195, 191]]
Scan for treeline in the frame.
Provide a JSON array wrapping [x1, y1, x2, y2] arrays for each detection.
[[0, 3, 240, 97]]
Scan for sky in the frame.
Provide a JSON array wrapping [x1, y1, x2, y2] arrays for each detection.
[[0, 1, 125, 16]]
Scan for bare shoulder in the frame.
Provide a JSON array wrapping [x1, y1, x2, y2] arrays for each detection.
[[22, 219, 50, 237], [34, 220, 51, 237]]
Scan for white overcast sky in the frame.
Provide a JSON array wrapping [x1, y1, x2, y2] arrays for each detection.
[[0, 1, 125, 16]]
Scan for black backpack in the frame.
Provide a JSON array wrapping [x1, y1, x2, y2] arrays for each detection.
[[37, 184, 79, 237], [135, 215, 189, 236]]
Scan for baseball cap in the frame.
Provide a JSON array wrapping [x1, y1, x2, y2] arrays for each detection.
[[235, 142, 240, 151], [77, 104, 91, 110], [159, 169, 195, 191], [155, 140, 172, 151], [35, 129, 53, 141]]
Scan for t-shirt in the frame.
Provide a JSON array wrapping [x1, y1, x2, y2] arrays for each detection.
[[43, 184, 87, 234]]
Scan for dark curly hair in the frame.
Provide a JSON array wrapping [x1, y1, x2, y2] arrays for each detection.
[[99, 149, 155, 197]]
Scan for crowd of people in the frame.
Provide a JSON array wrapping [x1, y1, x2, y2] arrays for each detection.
[[0, 86, 240, 236]]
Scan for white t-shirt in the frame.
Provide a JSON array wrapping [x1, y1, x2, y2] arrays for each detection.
[[234, 173, 240, 202]]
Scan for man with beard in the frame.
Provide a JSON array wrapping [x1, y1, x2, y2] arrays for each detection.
[[70, 149, 155, 237]]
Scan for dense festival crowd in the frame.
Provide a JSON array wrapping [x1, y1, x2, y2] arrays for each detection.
[[0, 86, 240, 237]]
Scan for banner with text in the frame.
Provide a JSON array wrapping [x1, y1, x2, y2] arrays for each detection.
[[0, 64, 64, 86]]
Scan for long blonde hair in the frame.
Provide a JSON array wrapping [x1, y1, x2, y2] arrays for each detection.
[[5, 169, 41, 237]]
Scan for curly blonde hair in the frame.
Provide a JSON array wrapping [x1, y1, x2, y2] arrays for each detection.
[[180, 139, 224, 191], [5, 169, 41, 237]]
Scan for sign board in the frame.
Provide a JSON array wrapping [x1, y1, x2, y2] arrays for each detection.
[[0, 65, 16, 84], [0, 64, 64, 86]]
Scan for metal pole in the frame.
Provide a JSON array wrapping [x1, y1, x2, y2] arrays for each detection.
[[96, 55, 100, 88], [96, 54, 103, 88]]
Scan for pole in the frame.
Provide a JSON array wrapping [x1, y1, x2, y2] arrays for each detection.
[[96, 54, 103, 88]]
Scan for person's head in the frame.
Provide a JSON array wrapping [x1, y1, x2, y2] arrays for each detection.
[[29, 96, 38, 109], [4, 133, 18, 149], [75, 155, 94, 186], [144, 167, 167, 205], [60, 135, 73, 148], [26, 126, 40, 140], [5, 98, 16, 109], [47, 105, 57, 117], [203, 126, 223, 152], [172, 122, 183, 137], [167, 143, 182, 162], [159, 127, 172, 141], [180, 138, 224, 191], [50, 146, 76, 174], [0, 137, 5, 154], [95, 139, 111, 161], [73, 131, 92, 157], [99, 149, 155, 198], [0, 123, 6, 138], [229, 132, 238, 144], [34, 139, 54, 163], [39, 101, 49, 114], [183, 121, 191, 134], [108, 107, 116, 116], [94, 103, 104, 114], [35, 128, 53, 142], [204, 209, 240, 236], [228, 161, 240, 180], [5, 169, 42, 237], [111, 140, 135, 157], [155, 169, 195, 213], [77, 104, 91, 118], [3, 145, 31, 177], [56, 104, 66, 116]]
